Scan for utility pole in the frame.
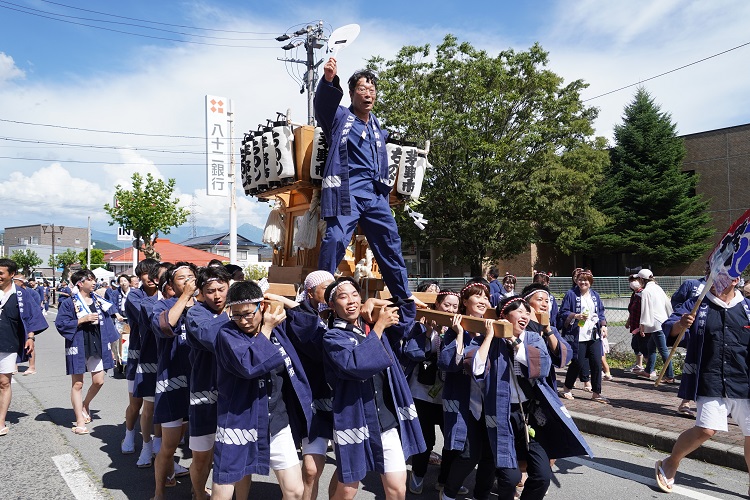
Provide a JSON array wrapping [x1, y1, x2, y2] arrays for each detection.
[[41, 223, 64, 303], [277, 21, 326, 125]]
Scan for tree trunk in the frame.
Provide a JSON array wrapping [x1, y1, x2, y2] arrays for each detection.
[[143, 243, 160, 261]]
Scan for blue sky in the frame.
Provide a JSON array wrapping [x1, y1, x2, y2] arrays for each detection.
[[1, 0, 749, 234]]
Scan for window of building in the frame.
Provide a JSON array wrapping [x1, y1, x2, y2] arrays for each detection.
[[238, 251, 248, 260], [684, 170, 696, 197]]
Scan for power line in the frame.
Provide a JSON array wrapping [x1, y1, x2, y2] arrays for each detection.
[[40, 0, 279, 34], [0, 117, 205, 139], [0, 155, 204, 166], [0, 1, 275, 41], [0, 2, 278, 48], [584, 40, 750, 102], [0, 137, 206, 155]]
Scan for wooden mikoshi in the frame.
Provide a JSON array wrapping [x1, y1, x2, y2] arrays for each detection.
[[249, 118, 428, 289]]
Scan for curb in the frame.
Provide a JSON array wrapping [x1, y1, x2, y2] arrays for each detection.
[[570, 411, 748, 472]]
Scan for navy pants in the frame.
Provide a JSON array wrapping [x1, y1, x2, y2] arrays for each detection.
[[319, 193, 411, 301]]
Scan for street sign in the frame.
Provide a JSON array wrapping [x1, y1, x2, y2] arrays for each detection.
[[117, 227, 134, 241]]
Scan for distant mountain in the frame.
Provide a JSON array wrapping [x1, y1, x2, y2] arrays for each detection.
[[90, 229, 128, 249], [92, 239, 121, 250]]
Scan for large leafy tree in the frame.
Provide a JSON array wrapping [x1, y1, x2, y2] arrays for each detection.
[[10, 249, 42, 276], [369, 36, 609, 274], [48, 248, 79, 281], [584, 88, 712, 267], [104, 172, 189, 261]]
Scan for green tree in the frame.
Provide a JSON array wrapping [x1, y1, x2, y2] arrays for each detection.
[[78, 248, 106, 269], [104, 172, 189, 261], [584, 88, 712, 267], [49, 248, 79, 281], [369, 36, 609, 274], [10, 249, 42, 276]]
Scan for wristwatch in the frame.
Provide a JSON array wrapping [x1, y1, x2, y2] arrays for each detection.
[[512, 337, 522, 346], [542, 330, 553, 339]]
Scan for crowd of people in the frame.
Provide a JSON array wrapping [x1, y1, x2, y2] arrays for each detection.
[[2, 58, 749, 500]]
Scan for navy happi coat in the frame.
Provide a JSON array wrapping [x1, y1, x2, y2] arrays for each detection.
[[314, 75, 392, 218], [55, 293, 118, 375], [185, 301, 228, 438], [473, 331, 592, 467], [438, 329, 479, 453], [6, 285, 48, 362], [558, 287, 607, 357], [323, 309, 426, 483], [132, 292, 160, 398], [151, 297, 192, 424], [123, 287, 146, 382], [286, 300, 334, 442], [213, 314, 312, 484]]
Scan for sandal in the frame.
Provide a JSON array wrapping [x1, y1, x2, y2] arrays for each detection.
[[71, 426, 90, 435], [165, 472, 177, 488], [663, 378, 677, 385], [654, 460, 674, 493], [82, 409, 92, 424], [23, 370, 36, 376], [560, 391, 575, 400], [0, 426, 8, 436], [591, 396, 609, 405], [677, 404, 694, 417]]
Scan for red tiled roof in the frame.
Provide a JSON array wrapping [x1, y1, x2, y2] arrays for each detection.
[[104, 239, 226, 266]]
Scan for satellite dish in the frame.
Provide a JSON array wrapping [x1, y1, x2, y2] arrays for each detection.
[[328, 24, 361, 59]]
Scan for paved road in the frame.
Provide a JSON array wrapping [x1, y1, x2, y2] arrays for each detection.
[[1, 309, 747, 499]]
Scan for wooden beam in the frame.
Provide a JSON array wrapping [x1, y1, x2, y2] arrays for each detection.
[[267, 282, 297, 299], [416, 309, 512, 338]]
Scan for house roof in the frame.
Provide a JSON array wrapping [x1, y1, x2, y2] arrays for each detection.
[[104, 239, 227, 266], [179, 232, 265, 248]]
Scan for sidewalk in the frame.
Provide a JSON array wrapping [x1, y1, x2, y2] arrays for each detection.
[[556, 367, 749, 472]]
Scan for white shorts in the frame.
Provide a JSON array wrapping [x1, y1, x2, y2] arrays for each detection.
[[86, 356, 104, 373], [128, 380, 135, 394], [301, 436, 331, 456], [0, 352, 16, 374], [189, 433, 215, 452], [143, 396, 155, 403], [696, 396, 750, 435], [381, 427, 407, 473], [161, 418, 184, 429], [270, 425, 301, 471]]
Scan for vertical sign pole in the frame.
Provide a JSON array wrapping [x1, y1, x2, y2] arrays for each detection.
[[228, 99, 238, 264]]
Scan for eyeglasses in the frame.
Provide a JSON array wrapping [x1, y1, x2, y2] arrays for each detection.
[[229, 303, 261, 321], [354, 85, 376, 96]]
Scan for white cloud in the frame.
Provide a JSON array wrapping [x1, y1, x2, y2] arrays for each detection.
[[0, 52, 24, 85], [0, 164, 110, 222]]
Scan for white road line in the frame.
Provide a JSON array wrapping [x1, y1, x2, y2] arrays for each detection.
[[51, 453, 106, 500], [563, 456, 724, 500]]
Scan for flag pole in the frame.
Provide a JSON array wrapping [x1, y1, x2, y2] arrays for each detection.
[[654, 274, 714, 387]]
